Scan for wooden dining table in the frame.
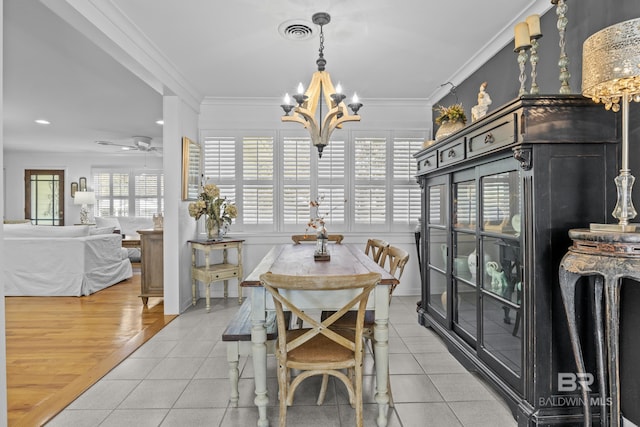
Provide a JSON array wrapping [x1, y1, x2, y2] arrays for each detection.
[[241, 243, 399, 427]]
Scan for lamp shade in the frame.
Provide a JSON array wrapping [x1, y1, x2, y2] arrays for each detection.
[[74, 191, 96, 205], [582, 17, 640, 109]]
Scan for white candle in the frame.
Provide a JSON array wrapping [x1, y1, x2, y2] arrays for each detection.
[[352, 93, 359, 103], [526, 14, 541, 38], [297, 82, 304, 94], [335, 83, 342, 94], [514, 22, 531, 50], [284, 93, 291, 105]]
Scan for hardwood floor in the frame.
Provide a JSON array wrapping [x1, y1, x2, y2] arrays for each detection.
[[4, 272, 176, 427]]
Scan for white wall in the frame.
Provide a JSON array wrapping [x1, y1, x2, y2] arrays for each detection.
[[162, 95, 199, 314], [0, 0, 9, 421], [197, 97, 430, 298], [3, 151, 162, 223]]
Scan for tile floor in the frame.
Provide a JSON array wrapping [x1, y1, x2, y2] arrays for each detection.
[[47, 296, 517, 427]]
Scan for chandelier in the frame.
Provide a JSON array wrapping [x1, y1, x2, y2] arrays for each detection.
[[280, 12, 362, 158]]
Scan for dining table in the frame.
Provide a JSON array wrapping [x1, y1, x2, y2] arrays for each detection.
[[241, 243, 399, 427]]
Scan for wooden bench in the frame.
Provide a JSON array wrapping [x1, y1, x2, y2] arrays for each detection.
[[222, 298, 290, 406]]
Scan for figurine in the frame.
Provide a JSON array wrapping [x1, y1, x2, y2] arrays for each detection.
[[471, 82, 492, 122], [485, 261, 508, 296]]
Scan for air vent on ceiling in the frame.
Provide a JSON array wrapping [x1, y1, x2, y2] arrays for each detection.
[[278, 19, 314, 41]]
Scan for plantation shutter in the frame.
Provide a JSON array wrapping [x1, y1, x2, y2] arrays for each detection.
[[282, 137, 311, 225], [203, 137, 237, 201], [317, 140, 346, 226], [392, 138, 423, 224], [243, 136, 274, 225], [134, 172, 163, 217], [354, 137, 386, 225]]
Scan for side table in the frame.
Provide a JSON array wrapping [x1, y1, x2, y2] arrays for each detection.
[[558, 228, 640, 427], [188, 238, 244, 312]]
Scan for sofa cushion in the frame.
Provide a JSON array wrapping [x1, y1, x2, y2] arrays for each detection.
[[90, 226, 116, 235], [4, 224, 90, 238], [95, 217, 122, 230]]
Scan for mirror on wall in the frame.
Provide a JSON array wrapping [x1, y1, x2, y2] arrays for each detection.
[[181, 137, 201, 201]]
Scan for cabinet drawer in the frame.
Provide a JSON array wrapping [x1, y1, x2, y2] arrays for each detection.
[[417, 153, 437, 174], [438, 140, 465, 167], [467, 114, 516, 158]]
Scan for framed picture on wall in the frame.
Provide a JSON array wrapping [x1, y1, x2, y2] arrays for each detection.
[[181, 137, 201, 201]]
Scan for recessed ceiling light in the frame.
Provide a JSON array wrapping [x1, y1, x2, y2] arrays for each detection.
[[156, 120, 164, 125], [35, 119, 50, 125], [121, 146, 132, 150]]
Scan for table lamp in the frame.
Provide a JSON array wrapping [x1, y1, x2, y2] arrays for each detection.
[[74, 191, 96, 224], [582, 17, 640, 232]]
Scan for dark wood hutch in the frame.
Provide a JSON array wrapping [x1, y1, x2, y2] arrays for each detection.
[[414, 95, 620, 426]]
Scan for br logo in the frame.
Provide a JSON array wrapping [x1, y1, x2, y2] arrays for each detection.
[[558, 373, 594, 392]]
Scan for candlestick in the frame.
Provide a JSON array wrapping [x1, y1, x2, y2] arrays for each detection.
[[514, 22, 531, 50], [552, 0, 571, 94], [529, 38, 541, 94], [516, 47, 530, 96], [526, 14, 541, 38]]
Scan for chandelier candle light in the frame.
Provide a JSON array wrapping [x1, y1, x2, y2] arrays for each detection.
[[280, 12, 362, 158], [514, 22, 532, 96], [582, 17, 640, 232]]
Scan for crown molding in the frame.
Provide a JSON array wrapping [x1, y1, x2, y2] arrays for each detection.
[[427, 1, 554, 104], [201, 96, 429, 108], [41, 0, 201, 113]]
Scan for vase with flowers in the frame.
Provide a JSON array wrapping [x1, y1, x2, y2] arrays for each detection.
[[434, 103, 467, 141], [188, 182, 238, 241]]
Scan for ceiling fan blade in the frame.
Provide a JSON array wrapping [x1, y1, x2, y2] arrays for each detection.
[[95, 140, 137, 149]]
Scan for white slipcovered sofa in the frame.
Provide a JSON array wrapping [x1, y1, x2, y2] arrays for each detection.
[[3, 223, 132, 296], [95, 216, 154, 262]]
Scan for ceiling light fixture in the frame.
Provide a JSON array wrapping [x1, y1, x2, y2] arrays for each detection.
[[35, 119, 50, 125], [156, 120, 164, 125], [280, 12, 362, 158]]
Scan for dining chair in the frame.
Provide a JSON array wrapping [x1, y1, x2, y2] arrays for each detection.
[[364, 238, 389, 265], [319, 245, 410, 406], [291, 234, 344, 244], [260, 271, 381, 427]]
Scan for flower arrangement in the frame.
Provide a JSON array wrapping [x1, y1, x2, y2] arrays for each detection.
[[188, 182, 238, 239], [434, 103, 467, 125], [305, 194, 346, 235]]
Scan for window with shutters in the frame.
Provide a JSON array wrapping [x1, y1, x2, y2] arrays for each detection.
[[202, 130, 423, 232], [242, 136, 274, 226], [282, 137, 311, 226], [392, 138, 423, 224], [203, 136, 237, 204], [317, 140, 346, 227], [354, 137, 387, 227], [92, 169, 163, 217]]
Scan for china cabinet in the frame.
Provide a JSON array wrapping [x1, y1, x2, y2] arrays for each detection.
[[415, 95, 619, 425]]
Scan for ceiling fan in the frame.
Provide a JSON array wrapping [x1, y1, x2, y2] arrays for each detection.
[[95, 136, 162, 153]]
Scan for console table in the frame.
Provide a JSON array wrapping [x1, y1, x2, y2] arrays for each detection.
[[188, 238, 244, 311], [138, 229, 163, 304], [559, 229, 640, 427]]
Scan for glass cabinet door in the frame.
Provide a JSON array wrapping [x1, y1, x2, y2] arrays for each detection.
[[425, 178, 448, 322], [452, 178, 477, 345], [478, 168, 522, 382]]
